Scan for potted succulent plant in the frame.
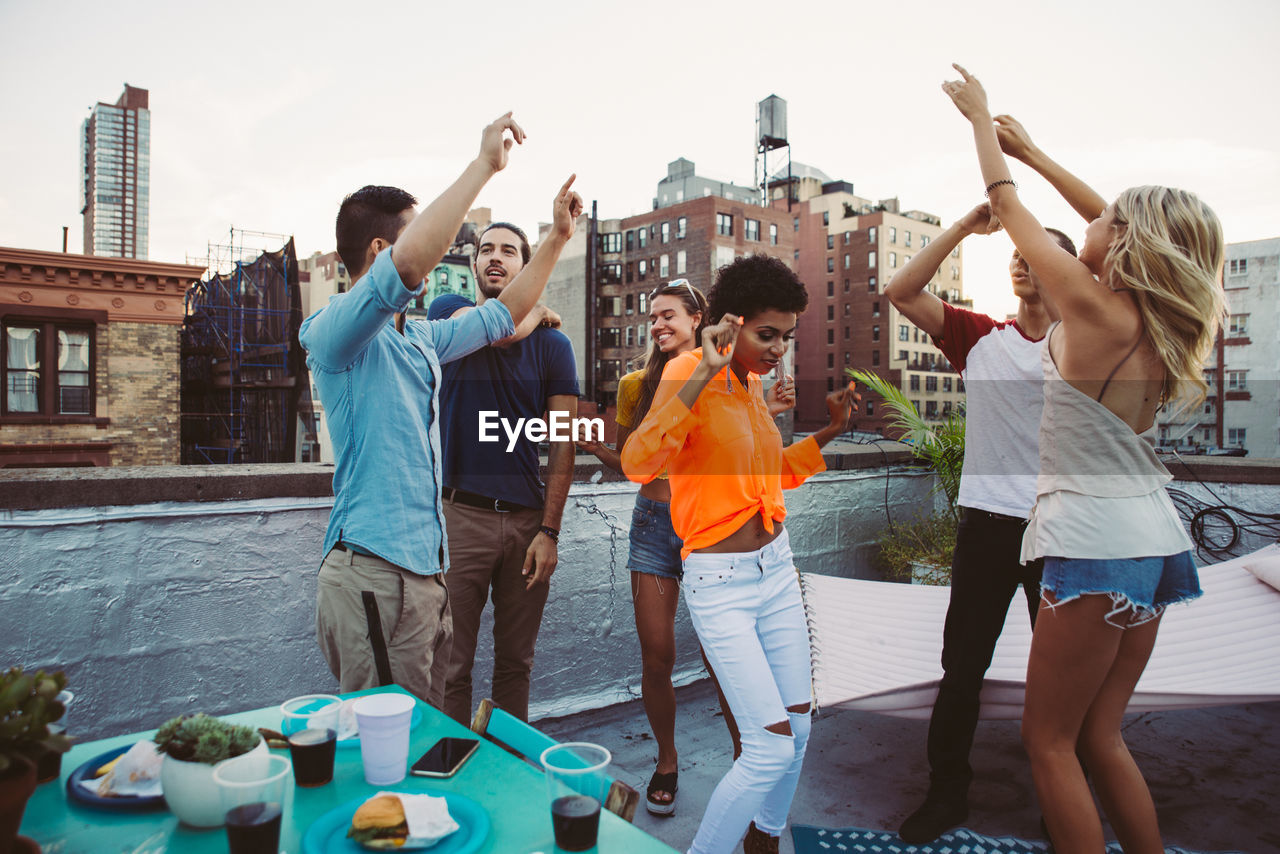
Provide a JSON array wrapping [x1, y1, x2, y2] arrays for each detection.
[[153, 713, 267, 827], [1, 667, 71, 854], [848, 368, 965, 585]]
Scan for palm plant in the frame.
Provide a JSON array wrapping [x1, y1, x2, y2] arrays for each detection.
[[847, 368, 966, 583]]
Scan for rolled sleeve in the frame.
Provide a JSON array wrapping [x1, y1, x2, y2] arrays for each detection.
[[780, 435, 827, 489], [299, 248, 421, 370], [431, 297, 514, 363]]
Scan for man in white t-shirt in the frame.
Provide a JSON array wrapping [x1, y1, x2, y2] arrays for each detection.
[[885, 208, 1078, 843]]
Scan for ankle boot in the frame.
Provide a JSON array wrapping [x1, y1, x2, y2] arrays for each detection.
[[743, 821, 780, 854]]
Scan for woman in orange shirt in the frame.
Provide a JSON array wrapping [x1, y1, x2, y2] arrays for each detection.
[[622, 255, 855, 854]]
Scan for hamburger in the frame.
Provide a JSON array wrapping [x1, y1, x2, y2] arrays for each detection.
[[347, 794, 409, 849]]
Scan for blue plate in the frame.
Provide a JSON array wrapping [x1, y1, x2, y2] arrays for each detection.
[[302, 791, 490, 854], [282, 699, 424, 749], [65, 744, 166, 811]]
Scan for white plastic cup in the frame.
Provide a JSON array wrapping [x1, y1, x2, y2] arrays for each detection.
[[352, 693, 415, 785]]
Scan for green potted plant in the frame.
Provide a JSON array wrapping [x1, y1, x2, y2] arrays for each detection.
[[153, 713, 266, 827], [847, 368, 965, 585], [1, 667, 71, 853]]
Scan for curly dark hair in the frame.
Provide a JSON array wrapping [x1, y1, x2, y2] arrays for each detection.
[[706, 254, 808, 323]]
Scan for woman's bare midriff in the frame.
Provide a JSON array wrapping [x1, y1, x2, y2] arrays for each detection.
[[638, 479, 671, 503], [695, 514, 783, 554]]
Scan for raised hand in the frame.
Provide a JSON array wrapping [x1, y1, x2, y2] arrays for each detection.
[[539, 306, 562, 329], [478, 111, 525, 173], [699, 314, 743, 377], [994, 114, 1039, 163], [825, 382, 859, 432], [957, 202, 1001, 236], [942, 63, 990, 123], [552, 174, 584, 241], [766, 374, 796, 416]]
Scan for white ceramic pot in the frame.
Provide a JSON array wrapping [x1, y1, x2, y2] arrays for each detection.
[[160, 737, 268, 827]]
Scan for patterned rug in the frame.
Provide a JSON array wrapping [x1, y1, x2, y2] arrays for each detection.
[[790, 824, 1244, 854]]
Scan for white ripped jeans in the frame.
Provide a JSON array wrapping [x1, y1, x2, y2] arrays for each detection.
[[682, 529, 812, 854]]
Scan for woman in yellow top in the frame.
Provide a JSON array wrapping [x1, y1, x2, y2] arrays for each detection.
[[622, 256, 856, 854], [579, 279, 796, 815]]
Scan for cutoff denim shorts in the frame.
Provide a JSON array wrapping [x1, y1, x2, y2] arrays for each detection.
[[1041, 550, 1201, 628], [626, 494, 684, 580]]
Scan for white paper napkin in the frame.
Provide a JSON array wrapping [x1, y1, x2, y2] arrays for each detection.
[[374, 791, 460, 846], [81, 740, 163, 798]]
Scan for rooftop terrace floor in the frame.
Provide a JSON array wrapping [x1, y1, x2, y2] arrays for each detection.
[[541, 679, 1280, 853]]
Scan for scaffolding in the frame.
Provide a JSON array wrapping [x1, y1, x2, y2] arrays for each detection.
[[180, 228, 307, 464]]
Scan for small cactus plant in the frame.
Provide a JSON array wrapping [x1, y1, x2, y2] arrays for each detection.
[[153, 713, 259, 765], [0, 667, 71, 777]]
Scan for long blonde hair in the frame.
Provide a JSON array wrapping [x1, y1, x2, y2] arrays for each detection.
[[1106, 186, 1225, 408]]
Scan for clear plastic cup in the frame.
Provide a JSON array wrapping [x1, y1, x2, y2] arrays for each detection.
[[540, 742, 611, 852], [352, 693, 415, 785], [279, 693, 341, 736], [213, 753, 291, 854]]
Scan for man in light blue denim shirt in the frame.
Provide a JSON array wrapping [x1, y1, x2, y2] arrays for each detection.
[[299, 112, 584, 706]]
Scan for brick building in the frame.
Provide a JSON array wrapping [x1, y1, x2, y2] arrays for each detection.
[[771, 167, 968, 433], [1, 246, 206, 466]]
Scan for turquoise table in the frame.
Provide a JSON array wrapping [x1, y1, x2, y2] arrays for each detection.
[[21, 686, 677, 853]]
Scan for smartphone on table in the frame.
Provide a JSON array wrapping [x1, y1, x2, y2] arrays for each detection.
[[410, 737, 481, 778]]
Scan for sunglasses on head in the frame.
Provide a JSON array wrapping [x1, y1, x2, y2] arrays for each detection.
[[649, 278, 697, 303]]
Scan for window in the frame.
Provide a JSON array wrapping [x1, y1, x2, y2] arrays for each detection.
[[827, 329, 834, 344], [844, 279, 850, 293], [625, 326, 634, 347], [951, 246, 960, 258], [889, 227, 897, 244], [660, 221, 670, 243], [1228, 314, 1249, 336], [943, 377, 952, 392], [1227, 370, 1247, 390], [872, 300, 880, 316], [904, 230, 912, 247], [926, 376, 937, 392], [769, 223, 778, 245], [950, 265, 959, 280], [625, 230, 634, 251], [822, 211, 830, 226], [827, 258, 835, 273], [638, 228, 647, 248], [898, 325, 909, 341], [843, 253, 850, 269], [827, 305, 835, 320], [868, 276, 877, 293], [3, 318, 96, 417], [656, 254, 667, 277], [828, 377, 835, 392], [716, 213, 733, 236], [909, 374, 920, 391], [844, 326, 850, 340], [638, 259, 647, 280], [599, 263, 622, 284], [827, 353, 834, 369], [925, 400, 938, 418], [844, 231, 852, 244], [1228, 427, 1246, 446], [868, 226, 877, 241], [898, 350, 908, 361], [866, 400, 875, 414], [827, 281, 835, 297], [1228, 258, 1248, 276], [844, 303, 851, 316], [598, 327, 621, 348], [868, 251, 877, 268], [745, 219, 760, 241], [677, 250, 687, 275], [871, 351, 880, 367], [827, 234, 835, 250], [639, 292, 648, 314], [872, 325, 880, 342], [677, 217, 687, 239], [625, 293, 634, 314], [793, 217, 800, 232], [599, 232, 622, 253], [889, 252, 897, 268]]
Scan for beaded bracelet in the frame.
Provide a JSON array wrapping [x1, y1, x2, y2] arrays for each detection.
[[539, 525, 560, 542], [985, 178, 1017, 196]]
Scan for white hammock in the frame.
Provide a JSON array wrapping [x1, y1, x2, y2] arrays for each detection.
[[801, 543, 1280, 719]]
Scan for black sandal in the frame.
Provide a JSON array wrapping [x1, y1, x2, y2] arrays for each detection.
[[645, 769, 678, 816]]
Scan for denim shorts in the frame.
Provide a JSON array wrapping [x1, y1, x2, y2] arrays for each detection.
[[1041, 551, 1201, 628], [626, 494, 685, 580]]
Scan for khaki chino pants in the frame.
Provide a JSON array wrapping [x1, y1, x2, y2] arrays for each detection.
[[441, 501, 549, 724], [315, 547, 452, 707]]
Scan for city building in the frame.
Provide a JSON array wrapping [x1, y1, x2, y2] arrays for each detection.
[[1158, 236, 1279, 458], [0, 245, 206, 466], [81, 84, 150, 259], [769, 169, 967, 433]]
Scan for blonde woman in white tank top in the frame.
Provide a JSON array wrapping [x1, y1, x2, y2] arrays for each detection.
[[945, 65, 1225, 853]]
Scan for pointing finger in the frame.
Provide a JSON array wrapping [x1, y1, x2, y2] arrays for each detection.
[[558, 174, 577, 197], [952, 63, 972, 81]]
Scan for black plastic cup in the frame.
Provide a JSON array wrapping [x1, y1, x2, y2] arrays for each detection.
[[225, 801, 282, 854], [287, 727, 337, 787]]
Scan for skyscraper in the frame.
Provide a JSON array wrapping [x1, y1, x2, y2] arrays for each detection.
[[80, 84, 150, 259]]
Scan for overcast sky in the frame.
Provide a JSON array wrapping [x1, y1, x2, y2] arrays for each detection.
[[2, 0, 1277, 318]]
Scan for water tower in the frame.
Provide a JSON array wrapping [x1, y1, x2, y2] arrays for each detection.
[[755, 95, 792, 209]]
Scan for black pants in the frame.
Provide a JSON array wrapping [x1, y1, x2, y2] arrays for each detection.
[[926, 507, 1043, 797]]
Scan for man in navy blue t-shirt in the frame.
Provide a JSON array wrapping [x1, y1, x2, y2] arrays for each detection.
[[429, 218, 580, 724]]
